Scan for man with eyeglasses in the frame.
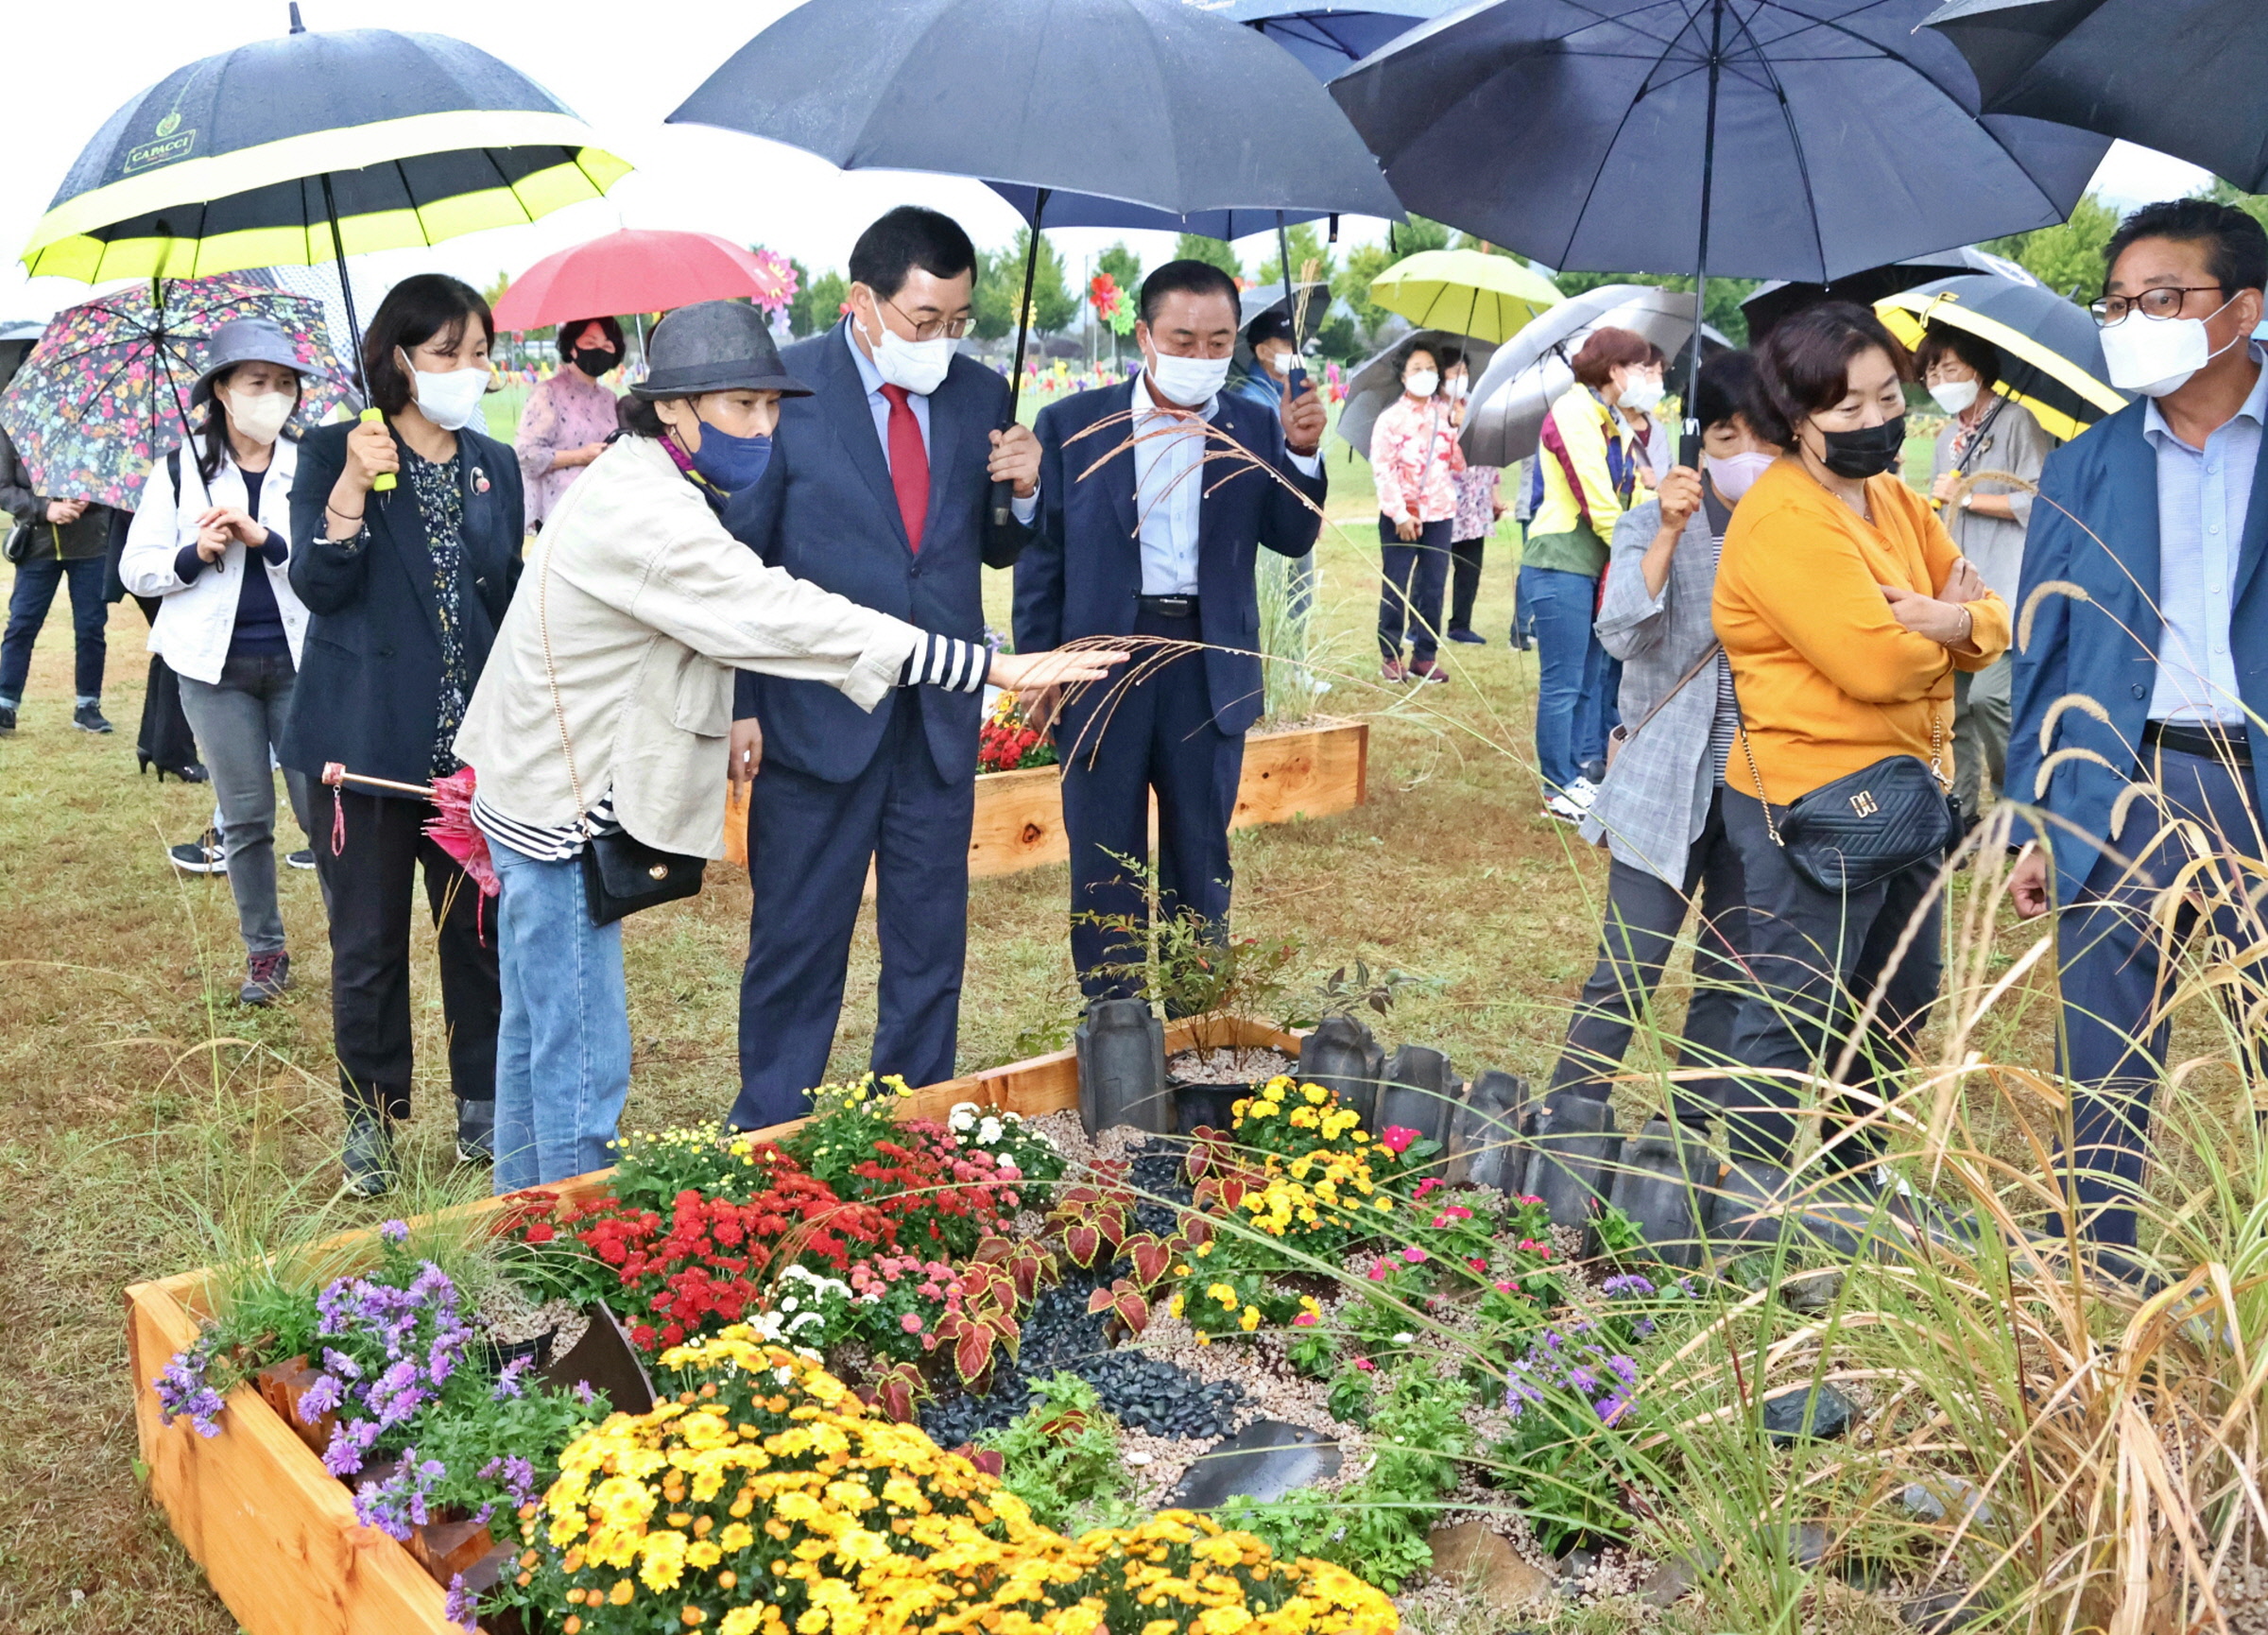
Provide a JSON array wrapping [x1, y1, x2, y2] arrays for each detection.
[[723, 205, 1040, 1129], [2007, 198, 2268, 1264]]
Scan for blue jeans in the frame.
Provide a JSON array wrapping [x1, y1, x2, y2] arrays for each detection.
[[1, 554, 106, 703], [1519, 564, 1609, 791], [490, 836, 629, 1193]]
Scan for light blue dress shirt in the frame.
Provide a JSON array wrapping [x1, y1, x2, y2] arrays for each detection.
[[843, 321, 1036, 525], [1130, 368, 1321, 596], [2141, 340, 2268, 724]]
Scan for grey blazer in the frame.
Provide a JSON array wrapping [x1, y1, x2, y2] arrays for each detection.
[[1580, 497, 1731, 886]]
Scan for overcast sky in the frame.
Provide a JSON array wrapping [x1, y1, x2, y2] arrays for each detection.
[[0, 0, 2221, 326]]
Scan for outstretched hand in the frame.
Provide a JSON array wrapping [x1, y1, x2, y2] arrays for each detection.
[[988, 645, 1129, 693]]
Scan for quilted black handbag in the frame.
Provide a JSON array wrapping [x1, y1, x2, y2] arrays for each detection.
[[1735, 697, 1957, 895]]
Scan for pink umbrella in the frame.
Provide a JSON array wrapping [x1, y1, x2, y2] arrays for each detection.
[[321, 765, 499, 935], [491, 230, 797, 331]]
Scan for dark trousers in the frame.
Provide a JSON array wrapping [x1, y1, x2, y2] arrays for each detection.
[[1719, 787, 1943, 1168], [1377, 517, 1452, 662], [2055, 745, 2265, 1247], [1549, 785, 1750, 1123], [0, 554, 106, 702], [1061, 609, 1245, 1002], [309, 783, 500, 1122], [733, 695, 973, 1129], [1449, 535, 1486, 633]]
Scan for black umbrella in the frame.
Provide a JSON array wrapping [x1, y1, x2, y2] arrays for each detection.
[[1219, 2, 1460, 79], [20, 7, 626, 379], [1741, 247, 2030, 341], [1927, 0, 2268, 193], [1332, 0, 2110, 456], [671, 0, 1399, 522], [1875, 270, 2124, 440]]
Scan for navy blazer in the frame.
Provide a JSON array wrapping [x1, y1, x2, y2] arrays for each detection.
[[1015, 377, 1325, 741], [280, 419, 524, 792], [2008, 397, 2268, 903], [728, 322, 1031, 784]]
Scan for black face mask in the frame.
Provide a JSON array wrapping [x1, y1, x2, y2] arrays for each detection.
[[573, 345, 618, 377], [1813, 415, 1906, 479]]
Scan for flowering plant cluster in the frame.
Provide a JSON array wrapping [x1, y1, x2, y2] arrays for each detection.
[[510, 1326, 1398, 1635], [1491, 1313, 1654, 1554], [977, 684, 1058, 774], [780, 1074, 921, 1193], [604, 1124, 789, 1211], [945, 1101, 1066, 1204], [843, 1252, 966, 1362], [846, 1122, 1024, 1260]]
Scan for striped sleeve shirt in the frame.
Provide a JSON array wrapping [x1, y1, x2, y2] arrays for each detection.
[[472, 631, 991, 861]]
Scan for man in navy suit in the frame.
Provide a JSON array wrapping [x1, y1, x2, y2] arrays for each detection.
[[1015, 261, 1327, 997], [725, 207, 1040, 1128], [2008, 198, 2268, 1253]]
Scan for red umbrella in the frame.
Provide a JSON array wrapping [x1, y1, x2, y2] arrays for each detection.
[[490, 229, 794, 331]]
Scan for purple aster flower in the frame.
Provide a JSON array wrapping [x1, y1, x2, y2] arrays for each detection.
[[379, 1220, 410, 1244], [1596, 1390, 1633, 1426], [1600, 1272, 1657, 1299], [321, 1417, 380, 1478], [574, 1381, 598, 1407], [322, 1348, 364, 1382], [297, 1373, 345, 1421], [491, 1355, 531, 1401], [1607, 1353, 1640, 1387], [153, 1341, 228, 1438], [443, 1573, 478, 1632]]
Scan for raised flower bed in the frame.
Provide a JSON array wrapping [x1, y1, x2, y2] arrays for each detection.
[[124, 1017, 1304, 1635], [721, 716, 1368, 878]]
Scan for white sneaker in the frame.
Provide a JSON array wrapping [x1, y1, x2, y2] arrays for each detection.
[[1563, 776, 1600, 810], [1544, 793, 1586, 823]]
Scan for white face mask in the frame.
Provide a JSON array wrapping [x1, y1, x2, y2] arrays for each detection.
[[2099, 294, 2240, 398], [1404, 370, 1438, 399], [1145, 349, 1230, 406], [402, 351, 490, 432], [863, 302, 954, 396], [1621, 373, 1665, 413], [1262, 348, 1293, 379], [1444, 375, 1469, 401], [225, 387, 295, 444], [1928, 378, 1981, 415]]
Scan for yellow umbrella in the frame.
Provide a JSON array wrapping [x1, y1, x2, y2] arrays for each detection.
[[1875, 275, 2124, 443], [1368, 249, 1561, 344]]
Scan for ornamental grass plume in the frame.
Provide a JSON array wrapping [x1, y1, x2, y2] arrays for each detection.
[[508, 1327, 1398, 1635]]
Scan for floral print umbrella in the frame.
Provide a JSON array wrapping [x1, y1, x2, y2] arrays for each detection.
[[0, 276, 352, 509]]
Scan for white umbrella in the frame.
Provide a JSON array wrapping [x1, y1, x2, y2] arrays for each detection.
[[1460, 285, 1728, 468], [1334, 330, 1499, 462]]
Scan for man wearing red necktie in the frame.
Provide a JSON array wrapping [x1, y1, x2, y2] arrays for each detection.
[[724, 207, 1040, 1128]]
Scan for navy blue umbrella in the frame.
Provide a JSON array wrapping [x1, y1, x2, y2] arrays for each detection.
[[1926, 0, 2268, 192], [673, 0, 1398, 521], [1741, 247, 2031, 340], [1332, 0, 2109, 453]]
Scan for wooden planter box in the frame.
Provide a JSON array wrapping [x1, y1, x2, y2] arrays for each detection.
[[126, 1018, 1302, 1635], [723, 716, 1368, 880]]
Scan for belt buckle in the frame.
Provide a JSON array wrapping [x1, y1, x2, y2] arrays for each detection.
[[1152, 594, 1194, 618]]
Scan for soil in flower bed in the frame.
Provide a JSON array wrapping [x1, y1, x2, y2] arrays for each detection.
[[1167, 1046, 1297, 1085]]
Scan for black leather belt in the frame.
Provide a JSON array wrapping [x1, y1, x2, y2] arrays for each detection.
[[2143, 719, 2252, 766], [1138, 594, 1199, 618]]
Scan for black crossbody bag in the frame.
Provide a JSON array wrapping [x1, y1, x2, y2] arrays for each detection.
[[1732, 681, 1957, 895], [537, 533, 706, 927]]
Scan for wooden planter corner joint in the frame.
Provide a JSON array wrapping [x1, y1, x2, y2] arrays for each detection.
[[722, 716, 1369, 877], [127, 1017, 1302, 1635]]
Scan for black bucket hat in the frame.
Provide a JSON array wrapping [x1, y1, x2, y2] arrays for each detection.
[[629, 301, 811, 400], [191, 318, 310, 406]]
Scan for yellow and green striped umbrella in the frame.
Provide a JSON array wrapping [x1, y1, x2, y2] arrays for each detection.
[[1367, 249, 1561, 345], [23, 17, 629, 285]]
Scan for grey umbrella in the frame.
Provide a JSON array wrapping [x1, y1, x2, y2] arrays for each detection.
[[1927, 0, 2268, 193], [1335, 330, 1499, 460], [672, 0, 1398, 522], [1332, 0, 2109, 456], [1459, 285, 1728, 467], [1741, 247, 2033, 341]]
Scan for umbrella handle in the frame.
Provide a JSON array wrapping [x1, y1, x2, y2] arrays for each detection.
[[322, 761, 431, 797], [362, 407, 396, 491]]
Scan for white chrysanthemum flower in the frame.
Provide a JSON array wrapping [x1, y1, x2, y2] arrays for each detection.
[[978, 1117, 1005, 1145]]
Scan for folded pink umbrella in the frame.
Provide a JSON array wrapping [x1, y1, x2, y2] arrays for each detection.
[[320, 764, 500, 923]]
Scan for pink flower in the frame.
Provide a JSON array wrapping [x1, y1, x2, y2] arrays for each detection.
[[1413, 1178, 1445, 1200], [1379, 1126, 1419, 1155], [1494, 1281, 1514, 1294], [899, 1313, 924, 1334], [1401, 1247, 1426, 1264], [1366, 1261, 1390, 1282], [1293, 1312, 1317, 1327], [1468, 1256, 1487, 1270], [1353, 1357, 1376, 1371]]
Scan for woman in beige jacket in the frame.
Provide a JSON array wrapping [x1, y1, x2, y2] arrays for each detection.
[[455, 302, 1117, 1192]]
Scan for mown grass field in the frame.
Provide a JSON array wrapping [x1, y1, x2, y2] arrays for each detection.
[[0, 403, 2185, 1633]]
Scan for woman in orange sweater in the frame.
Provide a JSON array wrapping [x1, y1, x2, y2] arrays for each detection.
[[1711, 302, 2010, 1193]]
